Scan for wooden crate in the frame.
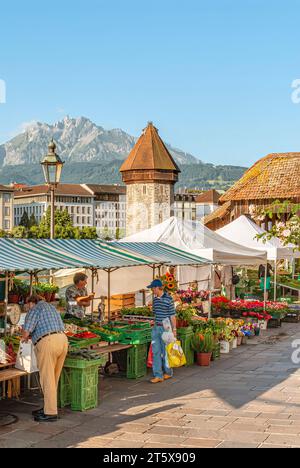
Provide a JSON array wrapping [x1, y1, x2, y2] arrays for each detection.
[[105, 294, 135, 310]]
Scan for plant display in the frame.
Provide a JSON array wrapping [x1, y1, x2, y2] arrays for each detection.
[[176, 305, 196, 325], [120, 306, 153, 317], [159, 271, 178, 293], [177, 289, 210, 303], [191, 330, 214, 353]]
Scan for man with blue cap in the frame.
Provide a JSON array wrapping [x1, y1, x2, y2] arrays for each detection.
[[147, 278, 177, 383]]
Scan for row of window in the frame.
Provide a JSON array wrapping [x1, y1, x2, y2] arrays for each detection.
[[95, 203, 126, 210], [96, 221, 126, 228]]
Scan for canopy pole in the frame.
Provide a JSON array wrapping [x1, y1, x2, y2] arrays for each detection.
[[264, 261, 268, 311], [29, 272, 33, 296], [108, 269, 111, 322], [4, 272, 9, 337], [274, 260, 277, 302], [91, 268, 95, 322], [208, 264, 214, 319]]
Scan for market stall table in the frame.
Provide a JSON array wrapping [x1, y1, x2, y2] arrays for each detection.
[[0, 366, 27, 399]]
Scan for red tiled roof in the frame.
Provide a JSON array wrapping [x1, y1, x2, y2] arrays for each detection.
[[196, 189, 221, 204], [120, 122, 180, 173], [14, 184, 93, 198]]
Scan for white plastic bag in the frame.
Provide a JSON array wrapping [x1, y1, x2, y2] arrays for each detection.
[[162, 317, 176, 344], [15, 340, 38, 373]]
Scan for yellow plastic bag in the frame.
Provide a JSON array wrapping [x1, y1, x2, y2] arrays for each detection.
[[166, 340, 186, 368]]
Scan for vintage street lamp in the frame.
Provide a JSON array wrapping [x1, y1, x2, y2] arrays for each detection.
[[40, 140, 64, 239]]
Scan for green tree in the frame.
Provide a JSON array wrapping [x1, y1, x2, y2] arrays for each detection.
[[29, 207, 98, 239], [29, 213, 37, 228], [19, 211, 30, 228], [11, 226, 28, 238]]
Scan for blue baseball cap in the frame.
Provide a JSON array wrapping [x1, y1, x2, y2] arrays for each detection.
[[147, 279, 163, 289]]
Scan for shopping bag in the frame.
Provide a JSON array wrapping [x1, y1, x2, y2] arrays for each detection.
[[147, 343, 153, 368], [15, 340, 38, 374], [166, 340, 186, 368]]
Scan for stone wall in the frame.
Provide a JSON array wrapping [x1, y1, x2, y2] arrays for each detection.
[[126, 182, 174, 236]]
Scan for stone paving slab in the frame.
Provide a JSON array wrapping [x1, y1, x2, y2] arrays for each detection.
[[0, 322, 300, 448]]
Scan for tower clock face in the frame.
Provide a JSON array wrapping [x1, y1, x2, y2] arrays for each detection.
[[7, 304, 22, 325]]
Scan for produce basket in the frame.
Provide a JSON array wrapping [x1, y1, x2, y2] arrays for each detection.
[[68, 336, 100, 349]]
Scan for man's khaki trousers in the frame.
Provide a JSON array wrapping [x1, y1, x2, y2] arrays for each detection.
[[35, 333, 68, 415]]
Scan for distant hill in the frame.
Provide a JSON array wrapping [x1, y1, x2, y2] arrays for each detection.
[[0, 116, 198, 167], [0, 116, 247, 189], [0, 160, 247, 191]]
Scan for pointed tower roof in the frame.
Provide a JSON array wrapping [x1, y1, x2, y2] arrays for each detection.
[[120, 122, 181, 173]]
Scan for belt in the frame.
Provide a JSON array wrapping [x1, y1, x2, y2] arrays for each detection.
[[155, 323, 163, 326], [35, 331, 64, 345]]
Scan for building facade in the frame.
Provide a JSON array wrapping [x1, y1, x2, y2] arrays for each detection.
[[83, 184, 126, 238], [120, 122, 180, 236], [195, 189, 221, 220], [14, 183, 126, 238], [0, 185, 14, 232], [174, 193, 196, 221], [204, 153, 300, 231], [14, 184, 94, 228]]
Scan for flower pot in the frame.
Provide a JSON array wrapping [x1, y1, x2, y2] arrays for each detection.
[[51, 292, 56, 302], [237, 336, 242, 346], [8, 294, 19, 304], [259, 320, 267, 330], [229, 340, 234, 350], [176, 319, 189, 328], [220, 341, 230, 354], [241, 335, 248, 345], [232, 338, 237, 349], [202, 301, 210, 315], [196, 352, 212, 366]]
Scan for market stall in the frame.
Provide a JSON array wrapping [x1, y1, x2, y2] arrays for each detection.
[[217, 215, 300, 300], [0, 238, 212, 409]]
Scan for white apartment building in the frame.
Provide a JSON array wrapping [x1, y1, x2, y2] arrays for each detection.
[[174, 189, 221, 223], [174, 193, 197, 221], [0, 185, 14, 232], [14, 184, 94, 228], [14, 184, 127, 238], [83, 185, 126, 239]]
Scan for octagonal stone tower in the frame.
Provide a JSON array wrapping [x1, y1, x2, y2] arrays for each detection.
[[120, 122, 180, 236]]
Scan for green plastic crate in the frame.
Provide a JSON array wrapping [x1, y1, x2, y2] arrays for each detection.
[[178, 334, 194, 366], [58, 367, 72, 408], [119, 328, 152, 345], [91, 329, 121, 343], [127, 344, 148, 379], [63, 358, 102, 411], [68, 337, 100, 349]]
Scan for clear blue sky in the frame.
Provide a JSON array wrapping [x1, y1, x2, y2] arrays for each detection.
[[1, 0, 300, 167]]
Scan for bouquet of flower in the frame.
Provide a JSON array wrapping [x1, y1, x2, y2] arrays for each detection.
[[159, 272, 178, 293]]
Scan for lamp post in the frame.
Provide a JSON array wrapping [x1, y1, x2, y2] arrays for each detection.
[[40, 140, 64, 239]]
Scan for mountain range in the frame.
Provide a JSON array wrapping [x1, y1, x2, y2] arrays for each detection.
[[0, 117, 247, 190]]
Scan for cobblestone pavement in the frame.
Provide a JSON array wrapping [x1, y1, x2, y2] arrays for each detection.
[[1, 323, 300, 448]]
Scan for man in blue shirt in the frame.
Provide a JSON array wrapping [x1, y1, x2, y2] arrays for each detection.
[[22, 295, 68, 422], [147, 279, 177, 384]]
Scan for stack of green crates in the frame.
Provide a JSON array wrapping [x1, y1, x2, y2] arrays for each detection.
[[58, 357, 103, 411], [127, 344, 148, 379], [177, 327, 194, 366]]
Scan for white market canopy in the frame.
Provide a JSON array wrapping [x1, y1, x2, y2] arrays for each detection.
[[216, 215, 299, 261], [121, 216, 267, 265]]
